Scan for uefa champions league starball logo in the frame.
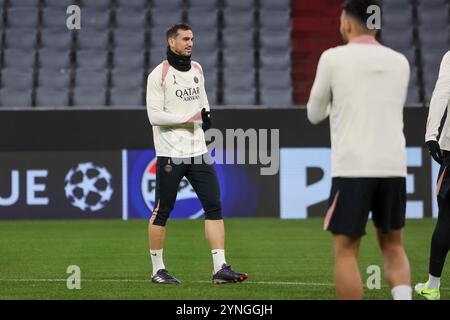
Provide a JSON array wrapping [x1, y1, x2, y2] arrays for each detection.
[[64, 162, 114, 212]]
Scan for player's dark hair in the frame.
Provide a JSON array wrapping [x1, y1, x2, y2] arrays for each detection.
[[342, 0, 382, 27], [166, 23, 192, 40]]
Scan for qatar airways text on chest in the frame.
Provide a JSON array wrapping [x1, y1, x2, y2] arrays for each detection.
[[171, 86, 201, 102], [166, 71, 202, 102]]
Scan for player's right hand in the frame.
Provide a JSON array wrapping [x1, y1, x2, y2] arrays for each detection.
[[426, 140, 443, 165]]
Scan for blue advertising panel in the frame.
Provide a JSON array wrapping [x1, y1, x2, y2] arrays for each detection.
[[125, 150, 267, 220], [280, 147, 433, 219]]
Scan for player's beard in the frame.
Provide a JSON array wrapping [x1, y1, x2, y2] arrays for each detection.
[[180, 48, 192, 57], [171, 45, 192, 57]]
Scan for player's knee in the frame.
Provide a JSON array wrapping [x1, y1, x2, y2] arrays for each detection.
[[377, 230, 403, 251], [150, 207, 172, 226], [333, 235, 360, 257], [204, 206, 222, 220], [203, 198, 222, 220], [380, 241, 405, 259]]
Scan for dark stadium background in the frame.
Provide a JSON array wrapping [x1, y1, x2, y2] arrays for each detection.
[[1, 0, 450, 302], [0, 0, 444, 219]]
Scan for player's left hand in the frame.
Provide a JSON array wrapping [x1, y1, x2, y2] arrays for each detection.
[[201, 108, 211, 131], [427, 140, 443, 165]]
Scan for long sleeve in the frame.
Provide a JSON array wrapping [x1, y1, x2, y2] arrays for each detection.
[[425, 51, 450, 142], [146, 70, 197, 126], [200, 73, 210, 112], [307, 50, 333, 125], [193, 61, 210, 112]]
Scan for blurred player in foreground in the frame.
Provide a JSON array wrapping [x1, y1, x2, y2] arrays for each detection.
[[145, 23, 248, 284], [415, 51, 450, 300], [307, 0, 411, 299]]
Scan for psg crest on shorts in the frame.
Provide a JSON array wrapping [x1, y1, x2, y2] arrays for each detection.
[[140, 157, 204, 219]]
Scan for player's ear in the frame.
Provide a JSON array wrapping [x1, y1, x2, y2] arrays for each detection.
[[168, 37, 176, 47], [344, 16, 353, 35]]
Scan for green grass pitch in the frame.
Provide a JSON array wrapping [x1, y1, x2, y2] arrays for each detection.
[[0, 218, 448, 300]]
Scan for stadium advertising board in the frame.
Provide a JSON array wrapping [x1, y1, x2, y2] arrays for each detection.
[[0, 106, 437, 220], [0, 152, 122, 219], [0, 149, 278, 220], [0, 146, 439, 220], [280, 147, 438, 219], [124, 149, 278, 220]]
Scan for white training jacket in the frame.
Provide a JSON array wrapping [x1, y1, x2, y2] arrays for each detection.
[[425, 51, 450, 151], [146, 60, 209, 158], [307, 36, 410, 178]]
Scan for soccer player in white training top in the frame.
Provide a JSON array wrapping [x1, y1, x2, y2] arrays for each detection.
[[415, 51, 450, 300], [145, 23, 248, 284], [307, 0, 412, 300]]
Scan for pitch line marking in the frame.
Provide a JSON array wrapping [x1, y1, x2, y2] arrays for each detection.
[[0, 278, 448, 291]]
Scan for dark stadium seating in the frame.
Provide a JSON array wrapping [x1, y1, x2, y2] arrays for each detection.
[[4, 28, 37, 49], [39, 28, 73, 50], [72, 87, 107, 107], [114, 29, 145, 49], [41, 7, 70, 28], [189, 0, 218, 10], [416, 0, 450, 102], [113, 48, 146, 71], [114, 8, 146, 30], [76, 49, 109, 70], [74, 68, 108, 89], [80, 8, 110, 30], [1, 68, 34, 90], [9, 0, 39, 7], [111, 69, 143, 89], [3, 48, 35, 69], [223, 69, 255, 90], [186, 3, 219, 105], [37, 69, 71, 90], [79, 0, 111, 10], [148, 46, 166, 68], [0, 88, 33, 107], [7, 7, 38, 27], [115, 0, 147, 9], [43, 0, 76, 8], [152, 0, 183, 10], [76, 30, 110, 50], [222, 88, 257, 105], [110, 87, 143, 106], [0, 0, 449, 108], [35, 87, 69, 107], [0, 0, 291, 107], [377, 0, 450, 105]]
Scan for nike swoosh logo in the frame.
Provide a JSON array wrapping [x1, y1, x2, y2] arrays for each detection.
[[151, 253, 157, 256], [212, 252, 218, 255]]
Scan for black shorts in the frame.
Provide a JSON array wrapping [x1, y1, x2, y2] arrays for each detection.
[[150, 153, 222, 226], [324, 177, 406, 237]]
